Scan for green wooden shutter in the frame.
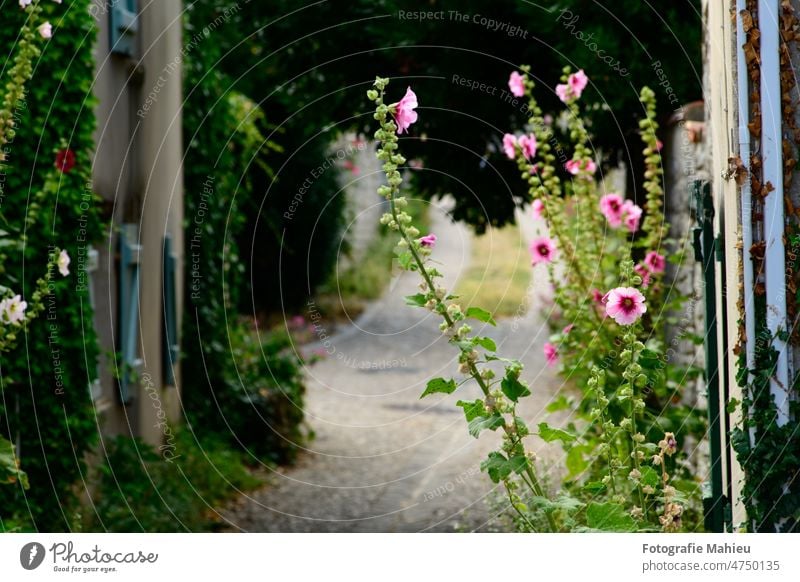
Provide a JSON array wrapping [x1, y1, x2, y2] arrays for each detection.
[[110, 0, 138, 57], [118, 224, 142, 404], [162, 235, 178, 385]]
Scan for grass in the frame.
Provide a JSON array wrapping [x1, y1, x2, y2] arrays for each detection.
[[84, 429, 265, 532], [316, 199, 429, 319], [455, 224, 532, 318]]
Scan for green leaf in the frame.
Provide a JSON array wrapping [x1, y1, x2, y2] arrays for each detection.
[[468, 413, 504, 438], [465, 306, 496, 326], [585, 502, 637, 532], [537, 422, 577, 444], [456, 399, 486, 421], [501, 376, 531, 402], [474, 336, 497, 352], [639, 348, 664, 370], [0, 436, 28, 489], [583, 481, 608, 495], [726, 397, 740, 414], [545, 394, 573, 413], [566, 445, 589, 478], [640, 465, 660, 489], [404, 293, 428, 307], [481, 452, 512, 483], [508, 454, 529, 474], [420, 377, 457, 398]]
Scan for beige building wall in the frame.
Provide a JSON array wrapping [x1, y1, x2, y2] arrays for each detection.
[[91, 1, 184, 447], [703, 0, 747, 529]]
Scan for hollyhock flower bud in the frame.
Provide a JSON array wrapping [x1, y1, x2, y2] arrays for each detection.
[[419, 233, 437, 248], [508, 71, 525, 97], [531, 199, 545, 219], [634, 263, 651, 288], [565, 159, 596, 176], [604, 287, 647, 325], [543, 342, 558, 366]]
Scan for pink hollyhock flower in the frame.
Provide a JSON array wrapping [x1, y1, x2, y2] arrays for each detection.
[[568, 70, 589, 98], [419, 233, 437, 248], [508, 71, 525, 97], [543, 342, 558, 366], [502, 133, 518, 159], [530, 236, 557, 265], [392, 87, 418, 135], [599, 193, 624, 227], [565, 159, 597, 176], [562, 324, 574, 334], [644, 251, 666, 273], [0, 294, 27, 325], [555, 83, 571, 103], [591, 288, 605, 306], [518, 134, 537, 160], [38, 22, 53, 39], [634, 263, 651, 288], [543, 114, 554, 126], [622, 200, 643, 233], [290, 315, 305, 328], [55, 148, 75, 173], [604, 286, 647, 325], [57, 250, 70, 276], [531, 199, 545, 219]]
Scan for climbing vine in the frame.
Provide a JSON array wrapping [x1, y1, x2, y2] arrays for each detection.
[[731, 0, 800, 532]]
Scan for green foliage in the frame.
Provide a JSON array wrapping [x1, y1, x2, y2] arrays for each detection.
[[87, 431, 262, 532], [732, 327, 800, 532], [0, 0, 102, 531], [212, 0, 700, 232]]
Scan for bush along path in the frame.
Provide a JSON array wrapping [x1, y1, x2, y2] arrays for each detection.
[[221, 200, 568, 532]]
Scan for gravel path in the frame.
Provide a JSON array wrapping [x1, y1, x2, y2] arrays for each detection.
[[221, 202, 568, 532]]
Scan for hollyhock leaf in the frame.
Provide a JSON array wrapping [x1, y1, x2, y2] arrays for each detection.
[[538, 422, 576, 443], [468, 413, 504, 438], [639, 348, 663, 369], [545, 394, 573, 412], [509, 454, 529, 475], [456, 399, 486, 422], [465, 306, 496, 326], [404, 293, 428, 307], [583, 481, 608, 495], [586, 502, 637, 532], [420, 377, 457, 398], [501, 376, 531, 402], [474, 336, 497, 352], [566, 446, 590, 477], [481, 452, 512, 483], [640, 466, 660, 489]]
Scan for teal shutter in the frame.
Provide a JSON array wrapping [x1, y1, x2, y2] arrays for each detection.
[[110, 0, 138, 57], [162, 235, 178, 385], [118, 224, 142, 404]]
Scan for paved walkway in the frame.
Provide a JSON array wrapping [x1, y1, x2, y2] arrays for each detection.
[[221, 199, 568, 532]]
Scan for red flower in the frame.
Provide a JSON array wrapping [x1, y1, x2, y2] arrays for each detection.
[[55, 148, 75, 173]]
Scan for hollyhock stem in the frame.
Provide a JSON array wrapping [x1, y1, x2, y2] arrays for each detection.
[[372, 79, 556, 532]]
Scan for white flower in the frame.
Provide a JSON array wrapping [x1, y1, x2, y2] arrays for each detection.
[[1, 295, 28, 325], [57, 249, 71, 276], [38, 22, 53, 39], [19, 0, 33, 8]]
